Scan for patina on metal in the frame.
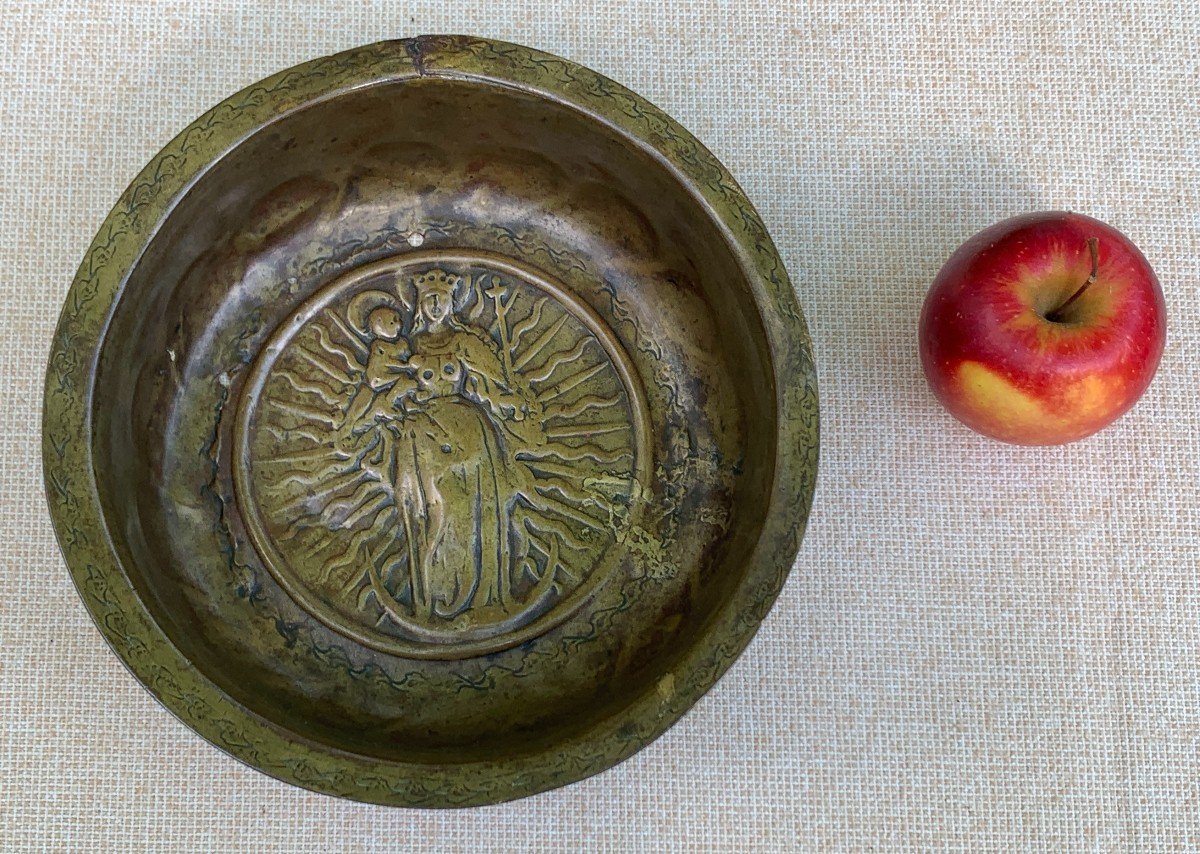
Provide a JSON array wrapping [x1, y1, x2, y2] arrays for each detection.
[[42, 36, 819, 806]]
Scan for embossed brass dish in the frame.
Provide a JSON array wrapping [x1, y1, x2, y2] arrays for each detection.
[[43, 37, 818, 806]]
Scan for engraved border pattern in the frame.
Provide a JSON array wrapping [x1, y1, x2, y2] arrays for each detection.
[[42, 36, 819, 807]]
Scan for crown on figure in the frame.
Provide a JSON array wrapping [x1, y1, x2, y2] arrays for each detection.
[[412, 268, 462, 298]]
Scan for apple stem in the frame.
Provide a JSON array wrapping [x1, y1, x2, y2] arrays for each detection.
[[1046, 236, 1100, 322]]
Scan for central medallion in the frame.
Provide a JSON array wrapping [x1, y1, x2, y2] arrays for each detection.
[[233, 251, 650, 659]]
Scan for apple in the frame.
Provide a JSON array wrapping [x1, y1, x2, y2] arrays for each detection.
[[919, 212, 1166, 445]]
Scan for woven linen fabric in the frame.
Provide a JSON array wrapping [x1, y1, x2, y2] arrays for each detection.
[[4, 1, 1199, 850]]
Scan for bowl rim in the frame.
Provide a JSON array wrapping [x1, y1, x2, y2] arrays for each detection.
[[41, 34, 819, 807]]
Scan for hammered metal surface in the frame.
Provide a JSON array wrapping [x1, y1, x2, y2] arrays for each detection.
[[43, 36, 818, 806]]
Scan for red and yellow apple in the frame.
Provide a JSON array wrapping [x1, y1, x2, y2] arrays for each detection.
[[919, 212, 1166, 445]]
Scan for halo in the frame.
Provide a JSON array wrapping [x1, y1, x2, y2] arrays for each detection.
[[346, 289, 402, 336]]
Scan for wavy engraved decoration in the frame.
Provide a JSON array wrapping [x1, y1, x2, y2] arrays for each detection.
[[43, 37, 818, 806]]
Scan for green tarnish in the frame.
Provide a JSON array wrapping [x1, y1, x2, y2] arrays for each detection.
[[42, 36, 819, 807]]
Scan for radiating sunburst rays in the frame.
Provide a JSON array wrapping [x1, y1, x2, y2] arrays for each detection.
[[247, 269, 637, 635]]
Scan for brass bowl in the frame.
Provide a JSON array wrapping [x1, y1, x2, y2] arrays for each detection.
[[43, 36, 818, 806]]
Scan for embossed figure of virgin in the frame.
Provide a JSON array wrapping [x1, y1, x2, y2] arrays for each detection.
[[46, 37, 817, 806], [235, 255, 651, 658], [351, 269, 539, 624]]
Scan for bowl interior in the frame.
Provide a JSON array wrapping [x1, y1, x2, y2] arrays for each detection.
[[90, 74, 778, 767]]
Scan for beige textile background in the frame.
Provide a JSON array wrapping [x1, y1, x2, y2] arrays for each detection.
[[3, 1, 1199, 850]]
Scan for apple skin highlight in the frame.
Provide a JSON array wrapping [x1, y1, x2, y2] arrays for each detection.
[[919, 212, 1166, 445]]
